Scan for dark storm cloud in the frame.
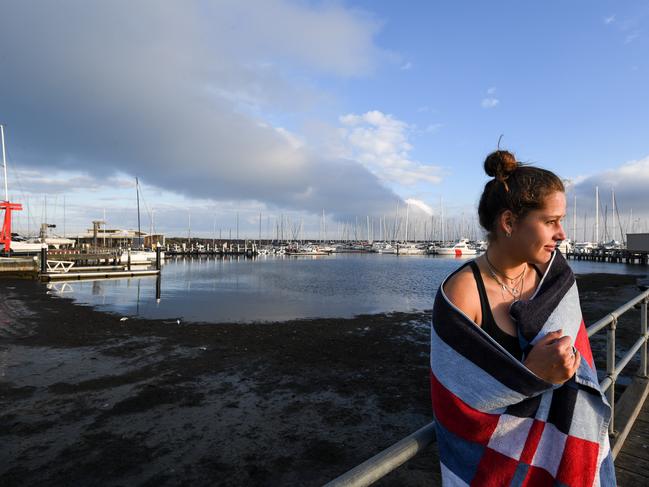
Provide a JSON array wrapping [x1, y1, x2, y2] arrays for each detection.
[[0, 1, 399, 220]]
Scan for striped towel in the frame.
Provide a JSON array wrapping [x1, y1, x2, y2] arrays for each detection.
[[430, 251, 616, 486]]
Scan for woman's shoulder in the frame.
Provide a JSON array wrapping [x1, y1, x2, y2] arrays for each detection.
[[442, 262, 480, 322]]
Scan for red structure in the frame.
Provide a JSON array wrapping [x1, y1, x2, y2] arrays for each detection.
[[0, 201, 22, 252]]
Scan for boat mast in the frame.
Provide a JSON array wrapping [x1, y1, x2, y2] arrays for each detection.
[[404, 201, 409, 243], [136, 177, 142, 248], [1, 124, 8, 201], [595, 186, 599, 244], [366, 215, 370, 243], [573, 195, 576, 242], [611, 187, 616, 242]]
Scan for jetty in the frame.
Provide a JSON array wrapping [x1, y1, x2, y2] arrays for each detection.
[[0, 247, 161, 281], [325, 287, 649, 486], [566, 248, 649, 265], [38, 247, 161, 282]]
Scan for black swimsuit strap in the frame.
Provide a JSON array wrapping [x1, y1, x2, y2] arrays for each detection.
[[468, 260, 522, 358], [469, 261, 496, 330]]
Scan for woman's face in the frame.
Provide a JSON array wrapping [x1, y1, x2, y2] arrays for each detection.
[[511, 191, 567, 265]]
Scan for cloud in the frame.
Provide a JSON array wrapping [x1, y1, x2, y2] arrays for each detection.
[[481, 87, 499, 109], [400, 62, 413, 70], [481, 98, 499, 109], [604, 15, 616, 25], [571, 155, 649, 224], [0, 0, 401, 228], [624, 31, 640, 44], [424, 123, 444, 134], [406, 198, 433, 216], [338, 110, 443, 186]]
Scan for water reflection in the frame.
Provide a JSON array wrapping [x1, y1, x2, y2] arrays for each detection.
[[45, 254, 646, 323]]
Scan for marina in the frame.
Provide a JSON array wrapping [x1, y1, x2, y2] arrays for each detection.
[[1, 3, 648, 484]]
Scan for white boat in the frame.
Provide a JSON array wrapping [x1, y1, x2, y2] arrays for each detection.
[[120, 249, 165, 264], [371, 242, 396, 254], [475, 240, 488, 252], [436, 238, 477, 257], [556, 240, 573, 254], [396, 242, 426, 255], [285, 244, 332, 256], [9, 239, 43, 254], [573, 242, 595, 254]]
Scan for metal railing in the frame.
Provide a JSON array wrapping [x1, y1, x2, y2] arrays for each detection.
[[325, 288, 649, 487], [586, 287, 649, 434]]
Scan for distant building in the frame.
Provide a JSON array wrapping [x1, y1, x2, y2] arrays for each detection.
[[627, 233, 649, 252], [75, 227, 165, 249]]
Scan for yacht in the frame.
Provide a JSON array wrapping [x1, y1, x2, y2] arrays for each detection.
[[371, 242, 396, 254], [396, 242, 426, 255], [120, 249, 165, 264], [436, 238, 477, 257], [573, 242, 595, 254]]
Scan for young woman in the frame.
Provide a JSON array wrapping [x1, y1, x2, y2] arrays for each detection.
[[430, 150, 615, 486]]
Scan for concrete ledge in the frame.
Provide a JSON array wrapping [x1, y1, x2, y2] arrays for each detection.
[[0, 257, 38, 275]]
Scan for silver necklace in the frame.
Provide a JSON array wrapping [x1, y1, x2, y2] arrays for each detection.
[[484, 255, 526, 300]]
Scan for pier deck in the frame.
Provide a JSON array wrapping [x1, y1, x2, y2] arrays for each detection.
[[615, 387, 649, 486], [42, 269, 159, 281]]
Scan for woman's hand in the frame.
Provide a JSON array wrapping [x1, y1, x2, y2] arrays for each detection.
[[523, 329, 581, 384]]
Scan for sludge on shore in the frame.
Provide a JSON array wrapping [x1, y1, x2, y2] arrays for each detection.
[[0, 272, 646, 486]]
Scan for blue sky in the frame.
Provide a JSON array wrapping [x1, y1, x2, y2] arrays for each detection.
[[0, 1, 647, 240]]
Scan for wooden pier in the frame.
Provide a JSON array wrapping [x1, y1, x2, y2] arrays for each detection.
[[39, 247, 162, 281], [615, 378, 649, 485], [566, 248, 649, 265], [43, 268, 159, 281]]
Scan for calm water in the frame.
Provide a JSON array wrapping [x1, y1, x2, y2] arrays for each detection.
[[46, 254, 648, 323]]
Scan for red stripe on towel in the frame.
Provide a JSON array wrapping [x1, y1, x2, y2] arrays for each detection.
[[556, 435, 599, 487], [574, 319, 594, 369], [471, 448, 518, 486], [519, 419, 545, 465], [431, 372, 499, 445]]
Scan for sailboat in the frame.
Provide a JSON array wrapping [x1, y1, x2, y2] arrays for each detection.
[[119, 177, 164, 264], [0, 125, 42, 254]]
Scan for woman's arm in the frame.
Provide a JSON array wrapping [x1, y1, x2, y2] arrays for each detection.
[[444, 266, 580, 385], [524, 330, 581, 384], [442, 267, 481, 326]]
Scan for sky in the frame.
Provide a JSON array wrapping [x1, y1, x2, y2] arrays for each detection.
[[0, 0, 648, 241]]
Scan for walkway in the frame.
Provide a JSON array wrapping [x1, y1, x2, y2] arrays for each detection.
[[615, 392, 649, 486]]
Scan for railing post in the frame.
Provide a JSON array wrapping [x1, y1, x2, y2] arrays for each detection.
[[641, 298, 648, 378], [607, 316, 617, 436], [155, 243, 161, 270], [40, 244, 48, 274]]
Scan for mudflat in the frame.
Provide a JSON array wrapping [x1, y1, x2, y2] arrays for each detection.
[[0, 272, 646, 486]]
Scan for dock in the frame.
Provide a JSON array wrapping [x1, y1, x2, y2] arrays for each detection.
[[43, 269, 159, 281], [567, 248, 649, 265], [615, 377, 649, 485], [38, 247, 162, 281], [0, 256, 37, 275]]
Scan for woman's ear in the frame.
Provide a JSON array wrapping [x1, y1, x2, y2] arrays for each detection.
[[498, 210, 516, 238]]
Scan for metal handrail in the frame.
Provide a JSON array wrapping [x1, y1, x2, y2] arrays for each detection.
[[588, 288, 649, 434], [324, 288, 649, 487]]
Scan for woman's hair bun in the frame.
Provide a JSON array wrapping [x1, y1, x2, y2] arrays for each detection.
[[483, 150, 518, 179]]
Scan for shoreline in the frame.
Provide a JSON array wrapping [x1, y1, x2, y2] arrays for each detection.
[[1, 272, 647, 486]]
